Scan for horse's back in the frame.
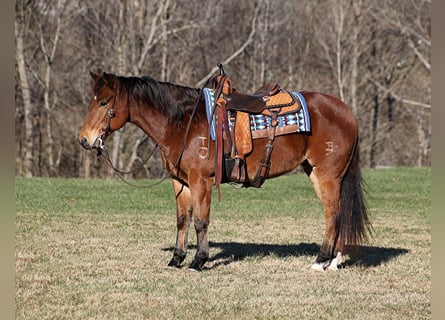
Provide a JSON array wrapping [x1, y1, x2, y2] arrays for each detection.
[[302, 91, 357, 133]]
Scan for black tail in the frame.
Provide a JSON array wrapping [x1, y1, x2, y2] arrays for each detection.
[[337, 140, 372, 251]]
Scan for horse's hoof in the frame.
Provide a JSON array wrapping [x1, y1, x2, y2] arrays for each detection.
[[167, 262, 181, 269], [312, 252, 343, 272], [188, 260, 204, 271], [167, 258, 183, 269], [311, 263, 325, 272], [167, 250, 187, 268], [327, 262, 338, 271], [188, 266, 200, 272], [189, 257, 207, 271], [327, 252, 343, 271], [188, 264, 203, 272]]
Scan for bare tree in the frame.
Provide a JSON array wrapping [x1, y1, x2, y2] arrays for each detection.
[[15, 2, 34, 177], [368, 0, 431, 166], [37, 0, 66, 175], [15, 0, 431, 178]]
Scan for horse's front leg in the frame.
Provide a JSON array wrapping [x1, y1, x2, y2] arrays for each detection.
[[168, 179, 193, 268], [188, 174, 213, 271]]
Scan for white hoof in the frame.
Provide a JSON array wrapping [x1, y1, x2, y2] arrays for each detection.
[[327, 262, 338, 271], [311, 263, 325, 272], [312, 252, 343, 272], [327, 252, 343, 271]]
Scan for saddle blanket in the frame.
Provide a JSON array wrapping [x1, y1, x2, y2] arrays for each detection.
[[203, 88, 311, 140]]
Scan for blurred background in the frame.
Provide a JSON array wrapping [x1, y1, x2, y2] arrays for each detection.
[[15, 0, 431, 179]]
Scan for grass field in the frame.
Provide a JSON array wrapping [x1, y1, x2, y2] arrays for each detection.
[[16, 168, 431, 319]]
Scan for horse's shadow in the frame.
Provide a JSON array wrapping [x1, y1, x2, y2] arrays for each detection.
[[163, 242, 409, 270]]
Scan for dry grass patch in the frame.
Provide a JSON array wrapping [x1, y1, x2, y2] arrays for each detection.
[[16, 168, 430, 319]]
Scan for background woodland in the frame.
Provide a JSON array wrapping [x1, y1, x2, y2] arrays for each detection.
[[15, 0, 431, 178]]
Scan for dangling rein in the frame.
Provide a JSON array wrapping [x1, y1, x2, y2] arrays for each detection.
[[97, 143, 169, 189]]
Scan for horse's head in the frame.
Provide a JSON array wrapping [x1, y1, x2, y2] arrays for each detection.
[[78, 72, 129, 150]]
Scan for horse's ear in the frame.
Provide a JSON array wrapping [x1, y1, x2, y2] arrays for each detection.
[[102, 72, 117, 89], [90, 71, 100, 81]]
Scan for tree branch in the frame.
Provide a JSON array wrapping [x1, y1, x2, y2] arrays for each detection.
[[137, 3, 165, 73], [407, 37, 430, 71], [367, 77, 431, 110], [194, 5, 260, 88]]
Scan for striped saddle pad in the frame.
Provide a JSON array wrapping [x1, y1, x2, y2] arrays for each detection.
[[204, 88, 311, 141]]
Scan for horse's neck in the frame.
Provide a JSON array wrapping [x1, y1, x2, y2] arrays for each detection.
[[128, 87, 207, 166], [130, 105, 171, 145]]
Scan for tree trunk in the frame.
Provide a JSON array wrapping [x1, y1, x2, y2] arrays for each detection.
[[42, 63, 56, 175], [350, 0, 362, 115], [160, 0, 170, 82], [334, 1, 345, 101], [108, 1, 127, 178], [370, 90, 380, 168], [84, 152, 91, 179], [15, 18, 34, 177], [39, 0, 63, 176]]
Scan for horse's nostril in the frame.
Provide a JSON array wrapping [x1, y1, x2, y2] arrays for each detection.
[[79, 137, 89, 149]]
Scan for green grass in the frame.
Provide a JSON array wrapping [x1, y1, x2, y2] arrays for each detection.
[[16, 168, 431, 319]]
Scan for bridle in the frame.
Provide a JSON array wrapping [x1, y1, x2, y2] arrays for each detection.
[[92, 89, 165, 188], [96, 108, 115, 152], [94, 76, 203, 189], [94, 92, 117, 153]]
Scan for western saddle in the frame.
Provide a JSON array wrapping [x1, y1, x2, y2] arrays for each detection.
[[210, 64, 301, 192]]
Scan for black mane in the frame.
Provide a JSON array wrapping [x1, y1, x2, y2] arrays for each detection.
[[117, 75, 204, 124]]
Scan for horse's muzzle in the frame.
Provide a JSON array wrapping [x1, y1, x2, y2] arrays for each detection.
[[79, 134, 106, 151], [79, 136, 92, 150]]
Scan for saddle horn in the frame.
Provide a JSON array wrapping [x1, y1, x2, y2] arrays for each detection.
[[217, 63, 226, 76]]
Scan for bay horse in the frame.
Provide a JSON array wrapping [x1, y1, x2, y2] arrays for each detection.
[[78, 71, 371, 271]]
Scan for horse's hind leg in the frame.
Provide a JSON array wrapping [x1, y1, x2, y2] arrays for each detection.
[[307, 167, 343, 271], [168, 179, 193, 268]]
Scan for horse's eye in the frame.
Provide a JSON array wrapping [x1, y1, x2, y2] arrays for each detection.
[[99, 101, 107, 108]]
